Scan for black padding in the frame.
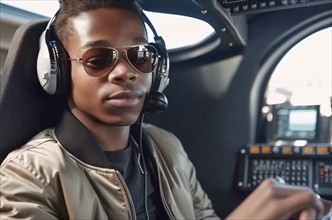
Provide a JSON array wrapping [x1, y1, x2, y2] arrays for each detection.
[[143, 92, 168, 113], [0, 20, 65, 162]]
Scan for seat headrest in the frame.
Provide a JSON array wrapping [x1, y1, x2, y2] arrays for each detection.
[[0, 20, 65, 162]]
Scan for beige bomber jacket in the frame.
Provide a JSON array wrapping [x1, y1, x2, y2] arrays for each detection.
[[0, 120, 219, 219]]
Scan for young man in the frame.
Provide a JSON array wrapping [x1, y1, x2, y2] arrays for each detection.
[[1, 0, 331, 219]]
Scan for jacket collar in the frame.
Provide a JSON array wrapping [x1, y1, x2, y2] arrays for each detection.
[[55, 110, 109, 168], [54, 110, 154, 168]]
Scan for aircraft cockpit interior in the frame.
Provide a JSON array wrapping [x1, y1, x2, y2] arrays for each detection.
[[142, 0, 332, 216], [1, 0, 331, 218]]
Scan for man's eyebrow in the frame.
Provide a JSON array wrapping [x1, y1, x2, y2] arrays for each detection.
[[133, 37, 148, 44], [81, 40, 111, 50], [80, 38, 148, 50]]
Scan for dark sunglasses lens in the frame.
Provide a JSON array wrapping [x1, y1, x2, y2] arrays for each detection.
[[82, 48, 117, 76], [127, 45, 158, 73]]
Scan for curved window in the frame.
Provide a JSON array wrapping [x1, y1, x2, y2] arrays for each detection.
[[145, 12, 215, 50], [263, 27, 332, 144], [1, 1, 215, 50], [265, 27, 331, 115]]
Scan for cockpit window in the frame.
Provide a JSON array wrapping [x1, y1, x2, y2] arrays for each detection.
[[1, 1, 215, 50], [145, 12, 215, 50], [263, 27, 332, 145], [265, 27, 331, 115]]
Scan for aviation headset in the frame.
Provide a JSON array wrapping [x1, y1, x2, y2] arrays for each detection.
[[37, 8, 170, 114]]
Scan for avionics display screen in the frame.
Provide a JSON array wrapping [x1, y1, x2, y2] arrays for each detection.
[[273, 105, 319, 140]]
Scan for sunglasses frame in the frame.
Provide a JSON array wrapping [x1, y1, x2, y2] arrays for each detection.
[[68, 44, 159, 76]]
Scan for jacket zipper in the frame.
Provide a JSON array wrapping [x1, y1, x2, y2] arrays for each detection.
[[115, 171, 136, 220], [153, 154, 176, 220], [159, 182, 176, 220], [114, 150, 175, 220]]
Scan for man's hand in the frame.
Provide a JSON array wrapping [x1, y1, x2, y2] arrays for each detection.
[[226, 178, 332, 220]]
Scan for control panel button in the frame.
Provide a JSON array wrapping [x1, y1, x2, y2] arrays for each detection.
[[281, 0, 289, 5], [269, 1, 276, 6]]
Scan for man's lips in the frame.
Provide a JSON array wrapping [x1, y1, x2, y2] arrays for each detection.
[[104, 91, 143, 107]]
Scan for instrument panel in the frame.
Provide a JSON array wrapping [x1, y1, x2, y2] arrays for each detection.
[[237, 144, 332, 197], [218, 0, 332, 15]]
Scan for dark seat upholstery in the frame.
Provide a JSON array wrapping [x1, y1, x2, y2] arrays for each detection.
[[0, 20, 65, 162]]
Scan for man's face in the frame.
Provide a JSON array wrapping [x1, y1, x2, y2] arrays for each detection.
[[66, 8, 152, 126]]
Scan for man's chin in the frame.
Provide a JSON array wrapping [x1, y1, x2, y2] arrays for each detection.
[[101, 115, 141, 127]]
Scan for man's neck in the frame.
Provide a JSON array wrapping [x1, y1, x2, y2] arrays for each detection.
[[69, 109, 131, 152]]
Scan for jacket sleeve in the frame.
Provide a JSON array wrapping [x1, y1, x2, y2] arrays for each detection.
[[0, 157, 59, 220]]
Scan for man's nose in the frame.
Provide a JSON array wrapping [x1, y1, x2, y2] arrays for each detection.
[[108, 57, 138, 84]]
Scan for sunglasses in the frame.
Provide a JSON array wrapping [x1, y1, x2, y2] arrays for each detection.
[[68, 44, 159, 76]]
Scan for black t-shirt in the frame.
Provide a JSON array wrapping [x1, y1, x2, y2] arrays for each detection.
[[104, 139, 169, 220]]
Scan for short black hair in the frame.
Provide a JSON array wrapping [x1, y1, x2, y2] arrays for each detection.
[[55, 0, 143, 46]]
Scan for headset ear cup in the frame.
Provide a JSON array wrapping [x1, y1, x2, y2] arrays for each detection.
[[53, 41, 71, 95], [143, 92, 168, 113], [37, 29, 70, 95], [150, 41, 169, 93], [143, 40, 170, 114], [37, 30, 56, 94]]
